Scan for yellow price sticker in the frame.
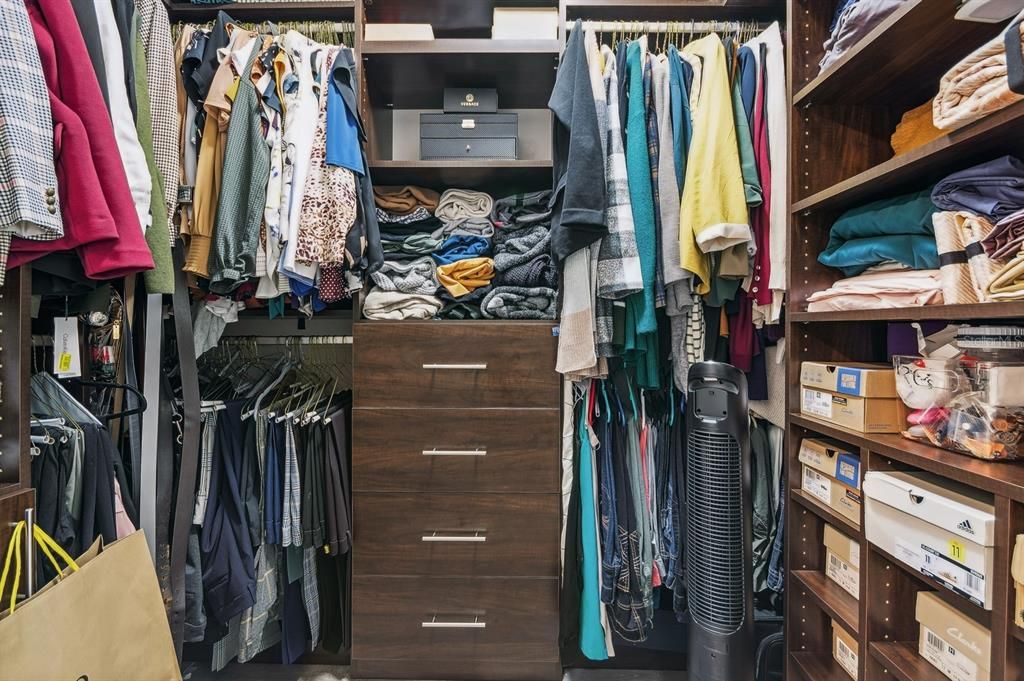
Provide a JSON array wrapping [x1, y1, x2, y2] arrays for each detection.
[[58, 352, 72, 373], [948, 539, 966, 563]]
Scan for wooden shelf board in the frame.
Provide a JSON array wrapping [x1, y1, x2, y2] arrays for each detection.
[[869, 641, 947, 681], [792, 102, 1024, 215], [792, 0, 1001, 107], [790, 488, 861, 539], [565, 0, 784, 21], [869, 543, 992, 629], [789, 651, 851, 681], [792, 570, 859, 634], [164, 0, 355, 20], [790, 301, 1024, 323], [789, 414, 1024, 503], [368, 159, 552, 191], [361, 39, 562, 55]]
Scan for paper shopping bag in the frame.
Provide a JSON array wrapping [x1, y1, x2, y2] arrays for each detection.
[[0, 529, 181, 681]]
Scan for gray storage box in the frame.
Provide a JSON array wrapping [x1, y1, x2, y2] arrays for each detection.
[[420, 112, 518, 160]]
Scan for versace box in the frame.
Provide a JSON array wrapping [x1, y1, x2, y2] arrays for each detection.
[[443, 88, 499, 113]]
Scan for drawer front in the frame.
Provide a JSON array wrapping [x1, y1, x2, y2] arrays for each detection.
[[351, 658, 562, 681], [353, 322, 559, 408], [352, 576, 559, 662], [353, 408, 559, 493], [421, 137, 518, 160], [354, 492, 559, 576]]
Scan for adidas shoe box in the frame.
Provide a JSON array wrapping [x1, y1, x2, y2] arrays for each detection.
[[1013, 534, 1024, 629], [799, 439, 861, 526], [831, 619, 858, 680], [864, 471, 996, 609], [916, 590, 991, 681], [824, 524, 860, 599]]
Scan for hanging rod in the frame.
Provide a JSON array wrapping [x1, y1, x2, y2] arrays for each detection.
[[217, 335, 353, 345], [582, 20, 772, 33]]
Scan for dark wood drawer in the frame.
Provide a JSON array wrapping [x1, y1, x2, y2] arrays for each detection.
[[353, 408, 559, 493], [352, 576, 559, 663], [351, 658, 562, 681], [354, 492, 559, 577], [353, 321, 559, 408]]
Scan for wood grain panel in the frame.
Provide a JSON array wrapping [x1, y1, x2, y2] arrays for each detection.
[[351, 657, 562, 681], [353, 408, 559, 493], [0, 488, 35, 597], [354, 492, 559, 577], [353, 321, 559, 408], [351, 576, 559, 662]]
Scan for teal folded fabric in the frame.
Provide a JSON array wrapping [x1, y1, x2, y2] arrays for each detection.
[[819, 188, 938, 276]]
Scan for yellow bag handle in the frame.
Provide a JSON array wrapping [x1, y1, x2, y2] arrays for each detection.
[[0, 521, 80, 615]]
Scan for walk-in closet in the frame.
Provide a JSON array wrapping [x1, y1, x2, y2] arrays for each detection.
[[2, 1, 1024, 681]]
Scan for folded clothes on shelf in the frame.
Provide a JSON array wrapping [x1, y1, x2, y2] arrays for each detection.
[[435, 189, 494, 223], [818, 0, 905, 74], [481, 286, 557, 319], [982, 207, 1024, 259], [369, 256, 439, 295], [362, 288, 442, 320], [806, 269, 943, 311], [436, 257, 495, 297], [436, 285, 492, 320], [430, 235, 492, 265], [932, 210, 998, 304], [931, 155, 1024, 221], [373, 185, 440, 214], [933, 10, 1024, 131]]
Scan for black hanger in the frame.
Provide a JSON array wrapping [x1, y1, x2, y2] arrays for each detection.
[[66, 378, 148, 422]]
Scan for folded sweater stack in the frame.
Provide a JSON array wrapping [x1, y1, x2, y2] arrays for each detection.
[[484, 191, 557, 319]]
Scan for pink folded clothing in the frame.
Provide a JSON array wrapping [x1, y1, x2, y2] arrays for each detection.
[[806, 269, 944, 311], [982, 207, 1024, 259], [933, 11, 1024, 130]]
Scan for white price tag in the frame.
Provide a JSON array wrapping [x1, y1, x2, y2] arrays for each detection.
[[53, 317, 81, 378]]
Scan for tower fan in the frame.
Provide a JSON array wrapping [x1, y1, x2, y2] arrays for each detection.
[[685, 362, 755, 681]]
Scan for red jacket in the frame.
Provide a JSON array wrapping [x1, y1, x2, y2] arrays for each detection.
[[11, 0, 154, 278]]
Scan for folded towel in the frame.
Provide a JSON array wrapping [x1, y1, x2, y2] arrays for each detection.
[[989, 250, 1024, 298], [932, 155, 1024, 221], [431, 235, 492, 265], [436, 257, 495, 297], [982, 207, 1024, 259], [437, 285, 491, 319], [369, 256, 439, 295], [373, 185, 440, 214], [933, 13, 1024, 131], [362, 288, 442, 320], [497, 254, 559, 288], [806, 270, 944, 311], [491, 190, 553, 228], [932, 211, 998, 304], [435, 189, 494, 223], [431, 217, 495, 239], [376, 206, 434, 224], [818, 188, 937, 275], [891, 100, 945, 155], [494, 223, 551, 271], [481, 286, 557, 319]]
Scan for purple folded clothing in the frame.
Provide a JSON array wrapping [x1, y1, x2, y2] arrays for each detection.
[[982, 207, 1024, 259], [931, 155, 1024, 221]]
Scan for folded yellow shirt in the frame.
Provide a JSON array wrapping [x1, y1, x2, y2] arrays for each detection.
[[436, 257, 495, 297]]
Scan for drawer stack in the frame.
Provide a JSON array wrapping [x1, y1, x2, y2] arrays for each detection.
[[351, 321, 562, 681]]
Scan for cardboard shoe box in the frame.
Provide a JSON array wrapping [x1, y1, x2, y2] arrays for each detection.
[[1013, 534, 1024, 629], [864, 471, 996, 609], [824, 523, 860, 599], [801, 387, 906, 433], [917, 590, 991, 681], [801, 361, 898, 398], [832, 619, 858, 680], [799, 438, 862, 526]]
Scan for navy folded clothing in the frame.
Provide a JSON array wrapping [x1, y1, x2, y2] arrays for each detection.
[[431, 235, 492, 265], [932, 155, 1024, 221]]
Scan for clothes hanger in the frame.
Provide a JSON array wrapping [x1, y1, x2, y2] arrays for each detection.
[[66, 379, 148, 423]]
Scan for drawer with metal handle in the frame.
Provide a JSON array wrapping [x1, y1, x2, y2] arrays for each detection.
[[351, 575, 558, 663], [353, 492, 559, 577], [353, 408, 559, 493], [353, 321, 559, 408]]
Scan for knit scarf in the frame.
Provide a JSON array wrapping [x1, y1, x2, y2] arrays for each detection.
[[481, 286, 557, 320], [494, 223, 551, 271]]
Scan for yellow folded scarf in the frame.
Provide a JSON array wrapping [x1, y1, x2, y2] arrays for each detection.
[[436, 257, 495, 297]]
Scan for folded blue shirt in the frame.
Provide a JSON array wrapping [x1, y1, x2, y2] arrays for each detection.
[[431, 235, 492, 265]]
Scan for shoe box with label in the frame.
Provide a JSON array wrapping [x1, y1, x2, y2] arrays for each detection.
[[799, 438, 861, 526], [800, 361, 905, 433]]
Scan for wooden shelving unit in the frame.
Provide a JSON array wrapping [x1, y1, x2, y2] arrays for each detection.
[[787, 3, 1024, 680], [163, 0, 355, 21], [789, 651, 852, 681]]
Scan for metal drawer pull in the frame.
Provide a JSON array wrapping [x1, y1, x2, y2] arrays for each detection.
[[422, 448, 487, 456], [422, 616, 487, 629], [421, 531, 486, 543], [421, 363, 488, 370]]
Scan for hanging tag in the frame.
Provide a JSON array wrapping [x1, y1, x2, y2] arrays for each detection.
[[53, 317, 82, 378]]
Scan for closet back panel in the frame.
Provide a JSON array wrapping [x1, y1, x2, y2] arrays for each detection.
[[353, 408, 559, 493], [0, 268, 30, 486], [354, 492, 560, 576], [354, 322, 559, 408], [351, 575, 559, 661]]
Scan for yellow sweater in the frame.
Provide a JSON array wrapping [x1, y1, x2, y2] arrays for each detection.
[[679, 34, 751, 294], [436, 257, 495, 297]]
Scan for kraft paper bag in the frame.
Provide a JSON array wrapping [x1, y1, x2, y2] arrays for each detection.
[[0, 530, 181, 681]]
